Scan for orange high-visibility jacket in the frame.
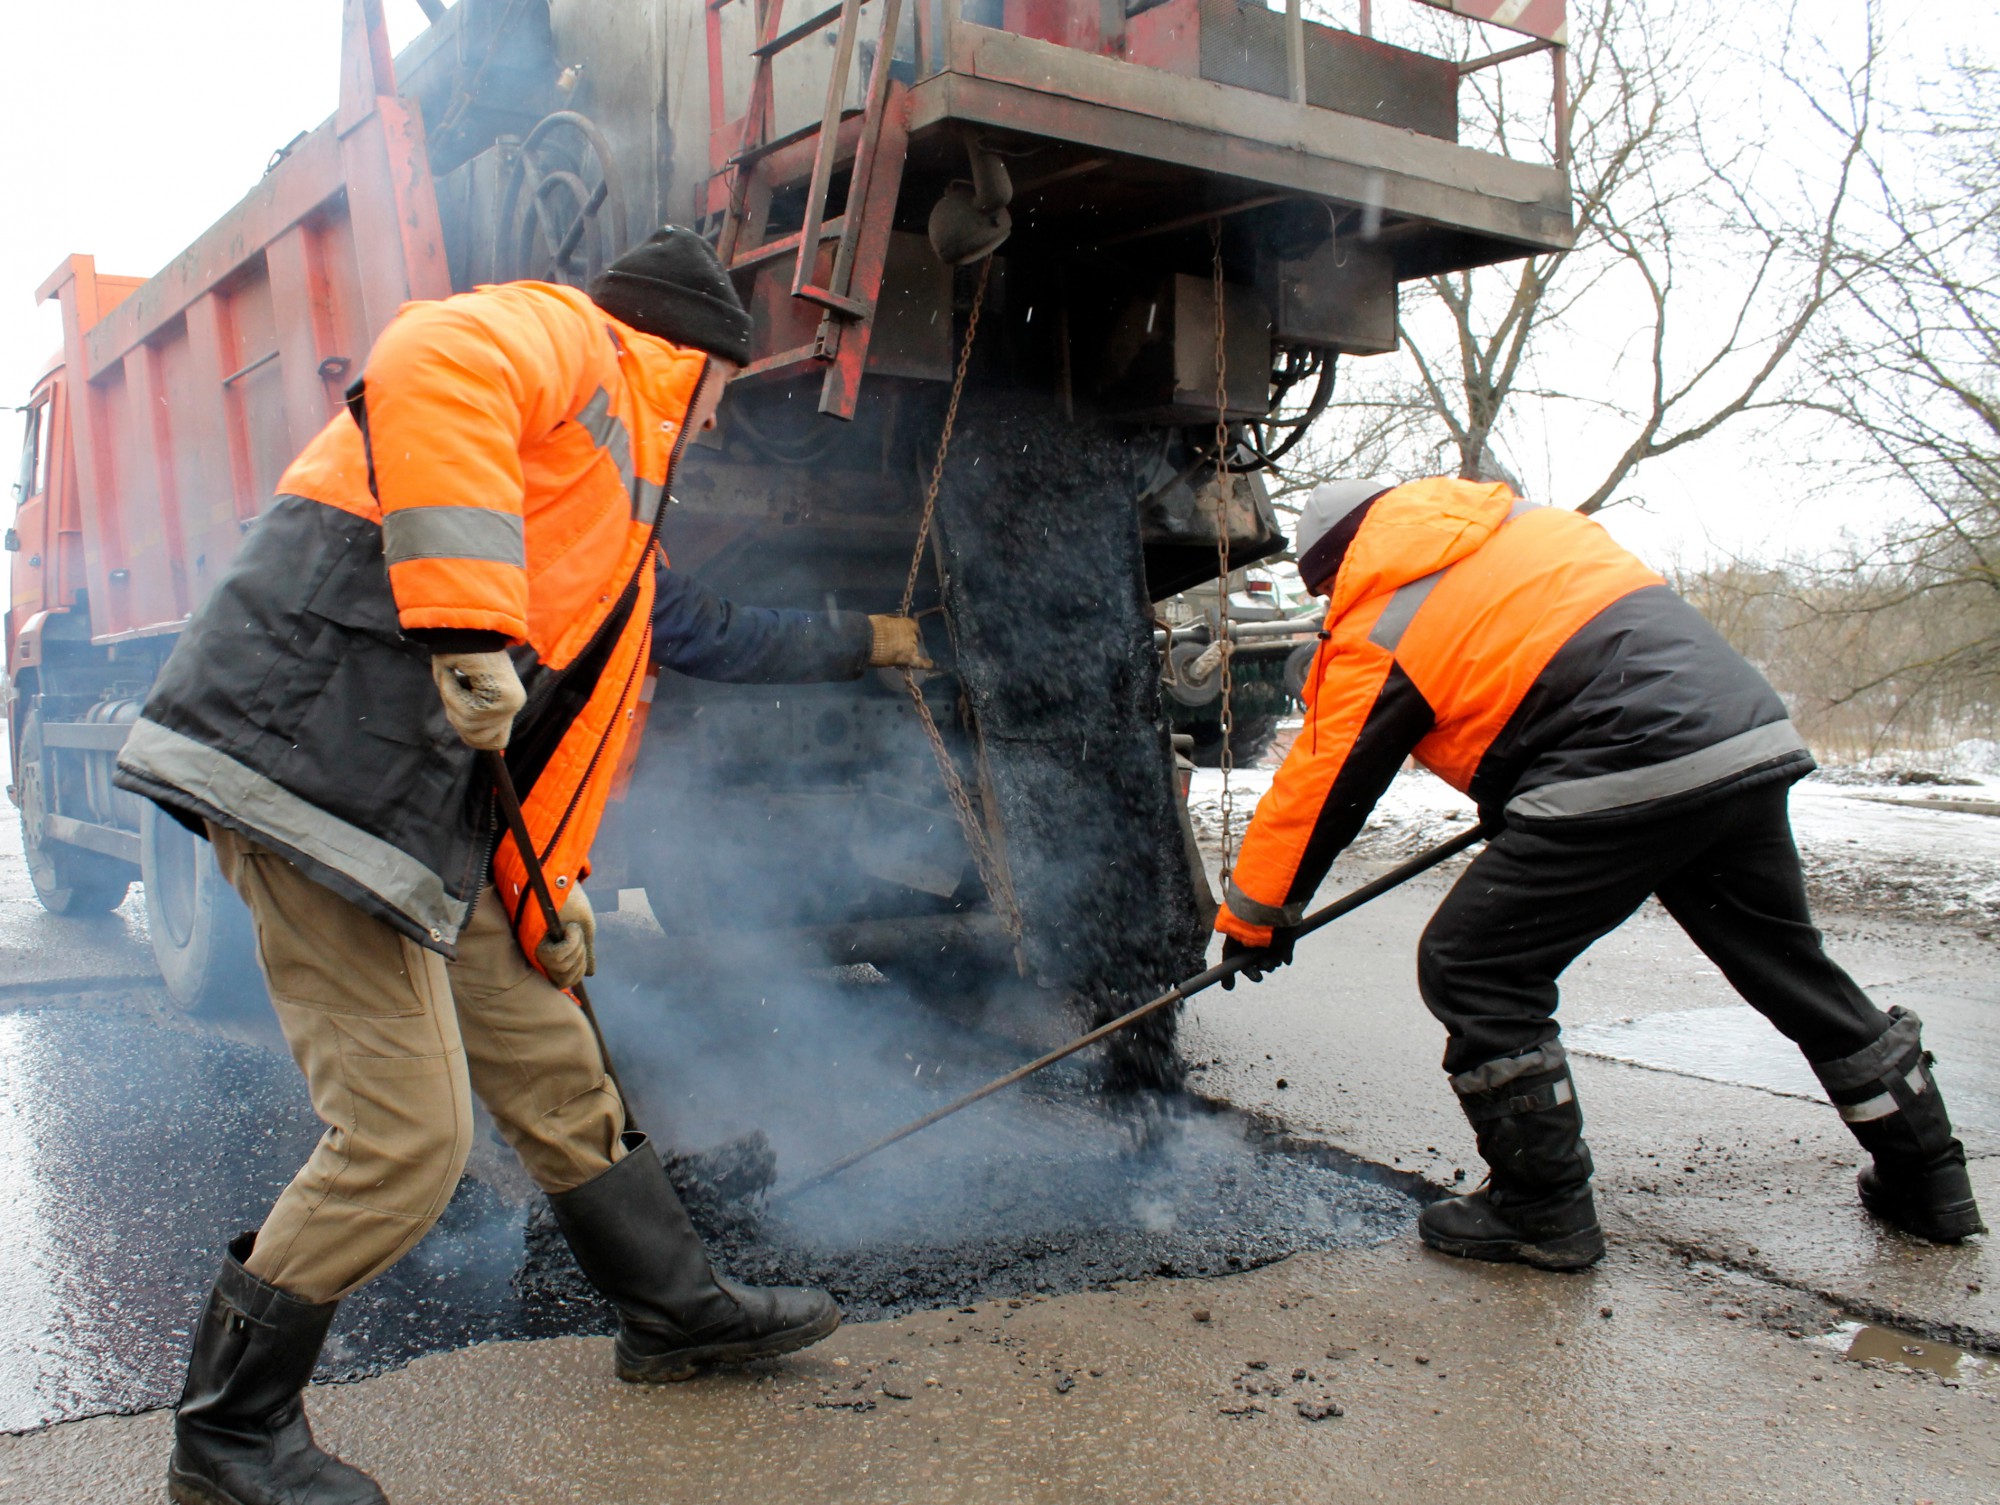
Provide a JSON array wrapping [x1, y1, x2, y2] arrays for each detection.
[[285, 281, 706, 964], [1217, 478, 1812, 946], [117, 282, 706, 968]]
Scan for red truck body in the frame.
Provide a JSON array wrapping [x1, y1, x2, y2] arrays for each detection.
[[24, 4, 442, 655]]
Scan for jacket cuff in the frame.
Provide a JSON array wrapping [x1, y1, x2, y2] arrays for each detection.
[[1222, 876, 1305, 929], [1214, 904, 1274, 947], [834, 614, 877, 679], [407, 627, 511, 655]]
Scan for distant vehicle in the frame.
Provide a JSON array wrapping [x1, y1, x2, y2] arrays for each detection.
[[7, 0, 1574, 1024], [1157, 562, 1321, 766]]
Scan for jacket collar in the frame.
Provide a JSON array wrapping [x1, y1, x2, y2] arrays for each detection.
[[604, 318, 711, 482]]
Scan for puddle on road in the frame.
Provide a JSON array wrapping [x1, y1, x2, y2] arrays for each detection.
[[0, 1007, 553, 1435], [1567, 1008, 1827, 1099], [1566, 1007, 1997, 1138], [1822, 1321, 2000, 1384]]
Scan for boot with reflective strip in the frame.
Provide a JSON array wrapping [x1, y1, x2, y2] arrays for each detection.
[[547, 1133, 841, 1382], [1813, 1008, 1985, 1243], [1419, 1052, 1606, 1271], [168, 1234, 387, 1505]]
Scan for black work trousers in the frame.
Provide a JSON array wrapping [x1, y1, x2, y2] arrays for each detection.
[[1417, 781, 1891, 1077]]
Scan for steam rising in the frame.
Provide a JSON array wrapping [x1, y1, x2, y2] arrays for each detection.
[[528, 933, 1415, 1322]]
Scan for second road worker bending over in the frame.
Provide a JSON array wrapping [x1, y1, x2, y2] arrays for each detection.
[[115, 227, 931, 1505], [1215, 475, 1985, 1272]]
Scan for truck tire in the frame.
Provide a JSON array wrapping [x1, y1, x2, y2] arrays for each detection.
[[17, 711, 132, 915], [139, 800, 263, 1017]]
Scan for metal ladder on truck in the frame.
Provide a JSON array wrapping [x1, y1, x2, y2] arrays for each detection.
[[704, 0, 914, 418]]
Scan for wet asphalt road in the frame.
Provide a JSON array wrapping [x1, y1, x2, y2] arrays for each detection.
[[0, 962, 1424, 1434], [1183, 848, 2000, 1350], [0, 996, 562, 1433], [5, 790, 2000, 1499], [13, 1239, 2000, 1504], [0, 817, 1418, 1432]]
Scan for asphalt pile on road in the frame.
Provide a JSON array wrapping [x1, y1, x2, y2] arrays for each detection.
[[516, 1086, 1416, 1325]]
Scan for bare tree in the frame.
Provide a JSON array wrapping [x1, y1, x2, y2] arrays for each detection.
[[1793, 48, 2000, 714], [1280, 0, 1877, 521]]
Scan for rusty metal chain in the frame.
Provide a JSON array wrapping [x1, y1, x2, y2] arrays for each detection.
[[1211, 223, 1238, 876], [896, 259, 1025, 944], [902, 258, 992, 617]]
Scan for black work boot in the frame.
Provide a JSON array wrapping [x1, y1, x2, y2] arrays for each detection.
[[168, 1233, 387, 1505], [1419, 1049, 1606, 1272], [1814, 1008, 1986, 1243], [547, 1132, 841, 1382]]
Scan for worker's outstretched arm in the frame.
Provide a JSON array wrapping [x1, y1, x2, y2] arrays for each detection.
[[1218, 638, 1435, 947], [352, 290, 596, 646], [652, 564, 874, 682], [654, 565, 934, 681]]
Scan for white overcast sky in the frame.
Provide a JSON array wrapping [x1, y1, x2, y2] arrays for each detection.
[[0, 1, 1976, 568], [0, 1, 432, 446]]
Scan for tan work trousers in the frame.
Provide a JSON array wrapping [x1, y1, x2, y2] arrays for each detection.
[[209, 825, 625, 1304]]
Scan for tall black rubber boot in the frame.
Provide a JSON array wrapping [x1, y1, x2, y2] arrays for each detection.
[[547, 1132, 841, 1382], [1419, 1048, 1607, 1272], [1813, 1008, 1985, 1243], [168, 1234, 387, 1505]]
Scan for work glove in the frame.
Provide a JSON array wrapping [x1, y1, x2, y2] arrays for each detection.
[[536, 884, 596, 991], [432, 650, 526, 750], [868, 614, 935, 670], [1219, 928, 1298, 990]]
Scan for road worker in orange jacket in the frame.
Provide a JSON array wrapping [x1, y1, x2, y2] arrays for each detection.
[[116, 228, 930, 1505], [1217, 476, 1984, 1271]]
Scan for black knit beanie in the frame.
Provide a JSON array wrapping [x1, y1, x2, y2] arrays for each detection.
[[590, 226, 754, 366]]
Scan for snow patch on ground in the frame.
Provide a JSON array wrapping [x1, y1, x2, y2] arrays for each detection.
[[1187, 765, 1482, 867], [1189, 763, 2000, 929], [1809, 739, 2000, 786]]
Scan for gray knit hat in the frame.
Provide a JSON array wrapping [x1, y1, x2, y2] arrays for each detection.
[[1295, 477, 1400, 590]]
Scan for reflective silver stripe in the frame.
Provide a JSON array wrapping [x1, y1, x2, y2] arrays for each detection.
[[1840, 1090, 1899, 1124], [632, 477, 666, 527], [575, 387, 633, 487], [1814, 1007, 1921, 1091], [117, 718, 470, 945], [382, 506, 525, 568], [1451, 1042, 1569, 1097], [1368, 569, 1446, 651], [1834, 1063, 1927, 1122], [1551, 1076, 1575, 1107], [1223, 875, 1305, 928], [1505, 721, 1811, 821], [576, 386, 616, 443], [575, 386, 667, 523]]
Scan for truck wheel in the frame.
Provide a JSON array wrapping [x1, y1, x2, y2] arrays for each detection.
[[139, 800, 263, 1016], [17, 711, 132, 914]]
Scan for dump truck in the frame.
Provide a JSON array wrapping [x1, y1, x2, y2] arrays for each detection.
[[6, 0, 1572, 1039]]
